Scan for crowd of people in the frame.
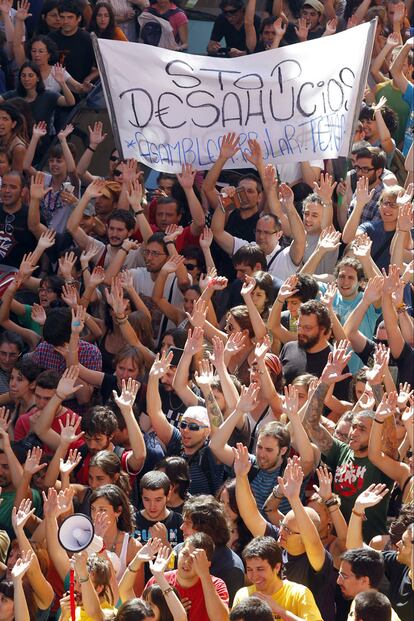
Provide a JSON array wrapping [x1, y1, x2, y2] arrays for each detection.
[[0, 1, 412, 621]]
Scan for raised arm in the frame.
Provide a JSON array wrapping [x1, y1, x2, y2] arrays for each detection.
[[172, 327, 203, 407], [245, 0, 258, 53], [113, 379, 147, 473], [382, 265, 405, 358], [76, 122, 108, 184], [343, 276, 383, 353], [234, 443, 268, 536], [73, 552, 104, 621], [300, 227, 341, 277], [279, 457, 326, 571], [150, 546, 187, 621], [282, 386, 315, 475], [372, 98, 395, 154], [268, 275, 299, 343], [147, 352, 175, 446], [192, 550, 228, 621], [176, 164, 205, 235], [346, 484, 389, 550], [152, 256, 186, 326], [202, 132, 240, 209], [342, 177, 374, 244], [240, 275, 267, 341], [210, 197, 236, 255], [66, 179, 107, 249], [390, 36, 413, 94]]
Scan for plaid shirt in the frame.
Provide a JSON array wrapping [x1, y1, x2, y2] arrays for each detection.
[[348, 182, 384, 224], [28, 340, 102, 415]]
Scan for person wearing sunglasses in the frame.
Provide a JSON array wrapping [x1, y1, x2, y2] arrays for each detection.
[[207, 0, 260, 58], [147, 351, 225, 497]]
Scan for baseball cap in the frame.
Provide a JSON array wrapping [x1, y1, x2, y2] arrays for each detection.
[[182, 406, 210, 428], [303, 0, 324, 14]]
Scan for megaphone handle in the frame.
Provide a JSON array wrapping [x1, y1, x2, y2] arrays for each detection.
[[69, 566, 76, 621]]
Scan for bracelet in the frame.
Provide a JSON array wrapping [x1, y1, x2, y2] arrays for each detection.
[[397, 304, 407, 314], [272, 486, 283, 500], [275, 298, 284, 304], [120, 246, 129, 254], [324, 496, 340, 508], [115, 317, 128, 325], [352, 508, 366, 520], [162, 587, 173, 595], [127, 564, 139, 573], [134, 210, 144, 216], [79, 575, 90, 583], [56, 391, 65, 401], [165, 240, 175, 245], [81, 266, 89, 273], [87, 145, 96, 153], [374, 418, 385, 424]]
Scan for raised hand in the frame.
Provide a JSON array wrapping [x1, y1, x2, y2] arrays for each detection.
[[199, 266, 217, 291], [320, 282, 337, 309], [105, 278, 127, 316], [279, 183, 294, 206], [352, 232, 372, 258], [225, 331, 246, 356], [88, 121, 107, 148], [210, 335, 225, 369], [60, 448, 82, 475], [11, 550, 33, 582], [382, 264, 401, 297], [277, 275, 299, 302], [42, 487, 59, 517], [93, 510, 111, 538], [186, 297, 208, 328], [163, 224, 184, 244], [312, 465, 334, 501], [161, 254, 185, 274], [137, 537, 162, 563], [219, 132, 240, 160], [240, 274, 256, 297], [61, 283, 78, 308], [324, 17, 337, 35], [191, 548, 211, 578], [199, 227, 213, 250], [126, 179, 143, 209], [37, 229, 56, 250], [56, 487, 75, 517], [236, 382, 260, 414], [24, 447, 47, 477], [32, 121, 47, 139], [15, 0, 32, 21], [282, 385, 299, 420], [362, 276, 384, 305], [274, 17, 286, 38], [177, 163, 196, 190], [254, 335, 271, 364], [120, 159, 140, 185], [374, 391, 398, 422], [320, 340, 352, 386], [0, 407, 11, 433], [88, 266, 105, 288], [194, 358, 215, 391], [58, 124, 74, 142], [317, 226, 342, 254], [355, 176, 375, 207], [31, 304, 45, 329], [313, 173, 337, 202], [397, 202, 413, 233], [150, 350, 173, 379], [354, 483, 389, 512], [12, 498, 36, 531], [398, 383, 413, 408], [71, 305, 86, 335], [85, 178, 106, 199], [278, 456, 303, 500], [58, 411, 84, 445], [58, 251, 76, 281], [18, 252, 38, 281], [262, 163, 278, 193], [113, 378, 139, 411], [52, 63, 66, 85], [232, 442, 252, 477], [149, 544, 172, 575], [80, 241, 99, 267], [244, 138, 263, 168], [183, 327, 204, 357], [366, 344, 390, 385], [295, 17, 309, 41]]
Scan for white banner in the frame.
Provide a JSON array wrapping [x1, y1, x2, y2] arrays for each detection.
[[95, 21, 375, 173]]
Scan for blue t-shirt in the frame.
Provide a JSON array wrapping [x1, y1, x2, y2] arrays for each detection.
[[319, 285, 380, 373], [402, 82, 413, 157]]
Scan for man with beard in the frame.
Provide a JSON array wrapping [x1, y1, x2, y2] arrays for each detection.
[[280, 300, 351, 400], [302, 342, 391, 542], [66, 178, 141, 274]]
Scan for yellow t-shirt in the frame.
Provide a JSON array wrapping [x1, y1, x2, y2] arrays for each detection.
[[348, 598, 401, 621], [77, 601, 117, 621], [233, 580, 322, 621]]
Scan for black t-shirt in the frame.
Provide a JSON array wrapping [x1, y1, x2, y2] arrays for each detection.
[[382, 551, 413, 621], [280, 341, 351, 400], [211, 209, 260, 281], [282, 23, 325, 46], [209, 13, 260, 52], [3, 90, 60, 127], [49, 29, 95, 83], [0, 204, 37, 267], [359, 338, 413, 385], [100, 374, 148, 415]]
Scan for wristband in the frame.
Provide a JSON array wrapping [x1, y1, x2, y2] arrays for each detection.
[[397, 304, 407, 314], [352, 508, 366, 520], [163, 587, 173, 595], [272, 486, 283, 500], [56, 391, 65, 401], [120, 246, 129, 254], [275, 298, 284, 304], [79, 575, 90, 583], [134, 210, 144, 216], [127, 564, 139, 573], [374, 418, 385, 424], [165, 240, 175, 245], [324, 496, 340, 508], [87, 145, 96, 153]]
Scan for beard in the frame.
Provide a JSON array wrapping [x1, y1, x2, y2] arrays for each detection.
[[298, 334, 320, 350]]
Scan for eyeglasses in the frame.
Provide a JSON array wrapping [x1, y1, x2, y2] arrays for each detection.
[[179, 420, 208, 431], [280, 522, 300, 536], [143, 249, 167, 258], [380, 200, 398, 208], [110, 156, 119, 162], [184, 263, 197, 271], [354, 165, 375, 173], [0, 350, 20, 359], [223, 8, 240, 15], [337, 571, 352, 581], [39, 287, 54, 294], [255, 228, 278, 236]]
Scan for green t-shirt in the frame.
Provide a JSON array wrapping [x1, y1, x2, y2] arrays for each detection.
[[323, 438, 391, 543], [0, 489, 42, 538], [17, 304, 43, 336], [375, 80, 410, 148]]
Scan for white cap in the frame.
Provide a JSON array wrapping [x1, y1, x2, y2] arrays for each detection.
[[182, 406, 210, 429]]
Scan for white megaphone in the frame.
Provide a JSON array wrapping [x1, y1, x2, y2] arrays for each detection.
[[58, 514, 103, 555]]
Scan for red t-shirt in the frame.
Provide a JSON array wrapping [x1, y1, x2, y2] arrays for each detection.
[[132, 223, 200, 253], [14, 407, 83, 453], [75, 448, 134, 485], [145, 570, 228, 621]]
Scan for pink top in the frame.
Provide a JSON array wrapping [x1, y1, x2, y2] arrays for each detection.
[[146, 3, 188, 37]]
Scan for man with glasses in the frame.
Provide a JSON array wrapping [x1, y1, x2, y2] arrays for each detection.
[[147, 351, 224, 496], [207, 1, 259, 57], [0, 331, 23, 395]]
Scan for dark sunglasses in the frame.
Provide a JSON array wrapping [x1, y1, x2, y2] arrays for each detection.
[[110, 156, 119, 162], [223, 8, 239, 15], [184, 263, 197, 270], [179, 420, 208, 431]]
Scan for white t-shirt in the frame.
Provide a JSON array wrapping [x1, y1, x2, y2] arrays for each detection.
[[90, 240, 145, 270], [130, 267, 187, 344], [232, 236, 298, 281], [277, 159, 324, 185]]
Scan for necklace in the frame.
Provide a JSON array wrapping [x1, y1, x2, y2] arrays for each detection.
[[106, 530, 120, 553]]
